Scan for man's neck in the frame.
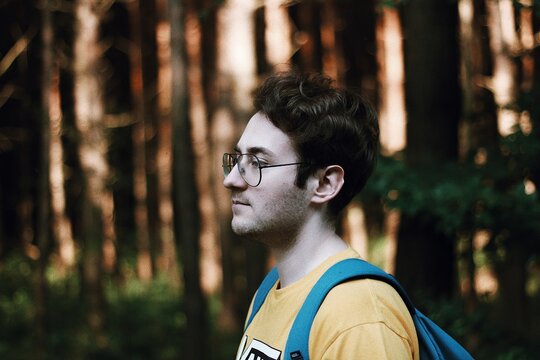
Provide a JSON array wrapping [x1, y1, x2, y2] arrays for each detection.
[[271, 215, 348, 288]]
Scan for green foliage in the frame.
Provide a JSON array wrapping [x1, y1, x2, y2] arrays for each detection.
[[0, 254, 35, 359], [421, 297, 540, 359], [0, 258, 187, 360], [360, 129, 540, 259], [102, 278, 185, 360]]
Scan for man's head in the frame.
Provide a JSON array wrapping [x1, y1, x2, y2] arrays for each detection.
[[252, 71, 379, 217]]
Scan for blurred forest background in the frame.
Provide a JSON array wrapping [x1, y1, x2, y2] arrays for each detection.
[[1, 0, 540, 358]]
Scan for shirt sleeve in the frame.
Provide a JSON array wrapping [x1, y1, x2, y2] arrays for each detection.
[[319, 322, 415, 360]]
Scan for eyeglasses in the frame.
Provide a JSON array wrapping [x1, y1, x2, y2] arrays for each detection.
[[223, 153, 307, 187]]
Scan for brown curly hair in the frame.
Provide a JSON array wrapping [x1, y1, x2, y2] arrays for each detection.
[[253, 71, 379, 216]]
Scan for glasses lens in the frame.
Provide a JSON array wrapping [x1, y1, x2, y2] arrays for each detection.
[[222, 153, 236, 176], [222, 154, 261, 186], [238, 154, 260, 186]]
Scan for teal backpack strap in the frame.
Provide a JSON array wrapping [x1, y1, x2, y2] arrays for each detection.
[[283, 258, 473, 360], [244, 267, 279, 332]]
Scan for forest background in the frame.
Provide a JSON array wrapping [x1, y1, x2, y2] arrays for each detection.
[[1, 0, 540, 359]]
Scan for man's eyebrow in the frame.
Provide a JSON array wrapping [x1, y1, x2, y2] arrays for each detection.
[[233, 145, 276, 158]]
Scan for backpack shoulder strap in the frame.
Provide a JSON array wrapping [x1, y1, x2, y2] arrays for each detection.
[[284, 258, 400, 359], [244, 267, 279, 332], [283, 258, 473, 360]]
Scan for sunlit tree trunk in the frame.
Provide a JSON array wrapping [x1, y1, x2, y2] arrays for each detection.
[[155, 0, 178, 281], [264, 0, 294, 71], [376, 5, 406, 155], [373, 6, 406, 274], [73, 0, 108, 339], [485, 0, 520, 135], [458, 0, 499, 313], [185, 2, 220, 294], [460, 0, 498, 155], [49, 66, 76, 271], [169, 0, 208, 358], [212, 0, 261, 331], [486, 0, 532, 337], [396, 0, 461, 300]]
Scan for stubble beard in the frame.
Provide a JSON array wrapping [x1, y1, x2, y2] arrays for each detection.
[[231, 188, 309, 250]]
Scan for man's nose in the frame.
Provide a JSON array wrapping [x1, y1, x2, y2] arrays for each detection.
[[223, 164, 248, 189]]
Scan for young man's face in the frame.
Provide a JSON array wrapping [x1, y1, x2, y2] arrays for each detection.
[[223, 112, 312, 245]]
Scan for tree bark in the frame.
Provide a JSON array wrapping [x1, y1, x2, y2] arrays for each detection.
[[289, 0, 323, 72], [212, 0, 262, 330], [126, 0, 163, 280], [73, 0, 107, 339], [336, 0, 377, 98], [530, 1, 540, 187], [460, 0, 498, 155], [35, 0, 53, 355], [396, 0, 461, 300], [169, 0, 208, 358], [139, 0, 161, 276], [495, 241, 529, 337], [485, 0, 520, 135]]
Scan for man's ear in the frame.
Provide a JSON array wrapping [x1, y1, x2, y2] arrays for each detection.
[[311, 165, 344, 205]]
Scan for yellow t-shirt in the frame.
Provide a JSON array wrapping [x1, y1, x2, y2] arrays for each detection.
[[235, 248, 419, 360]]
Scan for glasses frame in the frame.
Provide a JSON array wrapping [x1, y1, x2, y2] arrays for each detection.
[[223, 153, 307, 187]]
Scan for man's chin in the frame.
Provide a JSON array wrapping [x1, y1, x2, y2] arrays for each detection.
[[231, 225, 253, 238]]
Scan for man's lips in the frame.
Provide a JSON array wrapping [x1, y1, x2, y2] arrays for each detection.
[[232, 199, 249, 206]]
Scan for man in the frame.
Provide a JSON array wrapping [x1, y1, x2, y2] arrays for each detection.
[[223, 71, 419, 359]]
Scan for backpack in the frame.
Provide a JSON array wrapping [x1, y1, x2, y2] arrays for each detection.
[[245, 258, 474, 360]]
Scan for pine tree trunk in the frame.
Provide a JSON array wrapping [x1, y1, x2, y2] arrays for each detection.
[[530, 2, 540, 187], [169, 0, 208, 358], [139, 0, 161, 276], [73, 0, 107, 339], [396, 0, 461, 300], [461, 0, 498, 153], [289, 0, 323, 72], [35, 0, 53, 355], [212, 0, 262, 330]]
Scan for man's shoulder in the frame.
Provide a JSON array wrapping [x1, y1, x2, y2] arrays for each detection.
[[311, 263, 415, 340], [317, 275, 407, 322]]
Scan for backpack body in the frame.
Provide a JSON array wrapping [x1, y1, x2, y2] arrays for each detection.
[[245, 258, 474, 360]]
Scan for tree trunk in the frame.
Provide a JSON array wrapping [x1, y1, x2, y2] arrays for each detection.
[[495, 241, 529, 337], [185, 2, 220, 293], [169, 0, 208, 358], [263, 0, 294, 71], [336, 0, 377, 99], [49, 64, 76, 271], [35, 0, 53, 355], [376, 5, 406, 155], [396, 0, 461, 301], [128, 0, 154, 281], [139, 0, 162, 276], [459, 0, 498, 155], [212, 0, 262, 331], [289, 0, 323, 72], [73, 0, 107, 339], [155, 0, 179, 281], [530, 2, 540, 187], [485, 0, 520, 135]]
